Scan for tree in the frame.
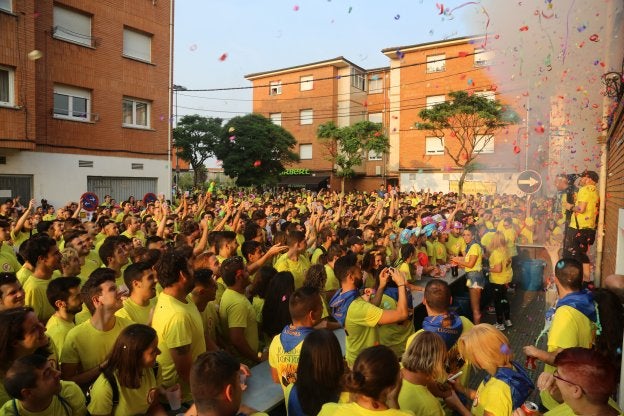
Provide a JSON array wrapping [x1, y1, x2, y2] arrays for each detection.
[[416, 91, 520, 196], [214, 114, 298, 187], [317, 121, 389, 193], [173, 115, 223, 187]]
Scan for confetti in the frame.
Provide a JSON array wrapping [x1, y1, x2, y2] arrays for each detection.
[[394, 14, 400, 20], [348, 6, 352, 13], [254, 160, 261, 167], [293, 5, 299, 11], [27, 50, 42, 60], [589, 34, 599, 42], [189, 44, 198, 51], [500, 343, 511, 354], [396, 50, 405, 59], [228, 127, 235, 133], [519, 25, 529, 31], [229, 135, 236, 142], [219, 53, 228, 61], [577, 24, 587, 32], [513, 145, 521, 154]]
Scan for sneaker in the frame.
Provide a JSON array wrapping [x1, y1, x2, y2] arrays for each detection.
[[494, 323, 506, 331], [486, 306, 496, 315], [505, 320, 513, 327]]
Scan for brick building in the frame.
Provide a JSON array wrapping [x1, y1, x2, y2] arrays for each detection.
[[246, 36, 527, 193], [0, 0, 172, 206]]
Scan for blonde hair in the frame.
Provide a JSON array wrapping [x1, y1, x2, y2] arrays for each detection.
[[458, 324, 512, 375], [487, 231, 507, 253], [402, 331, 448, 382], [60, 247, 79, 268]]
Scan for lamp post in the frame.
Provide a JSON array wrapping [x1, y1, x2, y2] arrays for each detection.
[[172, 84, 187, 189]]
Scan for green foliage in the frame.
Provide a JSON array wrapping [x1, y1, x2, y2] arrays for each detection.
[[317, 120, 389, 179], [173, 115, 223, 186], [214, 114, 299, 187], [416, 90, 520, 196]]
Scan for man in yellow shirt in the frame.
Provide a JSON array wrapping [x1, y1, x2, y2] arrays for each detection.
[[98, 236, 129, 292], [61, 268, 132, 389], [218, 256, 261, 367], [269, 286, 322, 392], [274, 231, 310, 289], [23, 236, 61, 324], [0, 219, 21, 273], [190, 268, 219, 352], [330, 256, 409, 367], [0, 273, 25, 311], [564, 170, 599, 283], [63, 230, 101, 283], [152, 249, 206, 403], [523, 258, 597, 410], [45, 276, 82, 355], [1, 354, 86, 416], [115, 262, 157, 325]]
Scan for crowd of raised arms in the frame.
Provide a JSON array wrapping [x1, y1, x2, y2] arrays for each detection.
[[0, 175, 621, 416]]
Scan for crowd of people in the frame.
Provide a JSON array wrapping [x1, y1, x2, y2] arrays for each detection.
[[0, 172, 621, 416]]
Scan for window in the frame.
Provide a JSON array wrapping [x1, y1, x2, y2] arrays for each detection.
[[300, 109, 313, 125], [425, 137, 445, 155], [53, 6, 92, 47], [473, 135, 494, 154], [269, 81, 282, 96], [53, 85, 91, 121], [123, 97, 150, 128], [426, 95, 445, 109], [123, 28, 151, 62], [475, 91, 495, 101], [474, 48, 494, 67], [300, 75, 313, 91], [369, 76, 383, 94], [0, 66, 14, 106], [269, 113, 282, 126], [368, 150, 383, 161], [351, 68, 365, 90], [299, 144, 312, 160], [426, 54, 446, 73], [368, 112, 383, 124], [0, 0, 12, 12]]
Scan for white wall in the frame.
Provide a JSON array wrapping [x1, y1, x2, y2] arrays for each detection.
[[0, 150, 171, 207], [399, 171, 524, 195]]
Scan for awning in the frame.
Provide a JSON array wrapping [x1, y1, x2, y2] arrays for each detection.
[[277, 175, 329, 190]]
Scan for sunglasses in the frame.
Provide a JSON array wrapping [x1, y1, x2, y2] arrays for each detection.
[[553, 370, 584, 392]]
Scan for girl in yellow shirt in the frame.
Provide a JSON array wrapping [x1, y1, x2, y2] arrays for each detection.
[[488, 232, 513, 331]]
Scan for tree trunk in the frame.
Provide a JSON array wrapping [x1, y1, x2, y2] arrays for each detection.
[[341, 176, 345, 194], [458, 168, 468, 198]]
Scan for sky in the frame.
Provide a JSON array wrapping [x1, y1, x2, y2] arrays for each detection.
[[173, 0, 623, 175]]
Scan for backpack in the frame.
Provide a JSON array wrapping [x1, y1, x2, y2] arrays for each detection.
[[87, 363, 159, 412]]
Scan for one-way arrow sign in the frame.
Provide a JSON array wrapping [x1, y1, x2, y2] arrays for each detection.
[[516, 170, 542, 194]]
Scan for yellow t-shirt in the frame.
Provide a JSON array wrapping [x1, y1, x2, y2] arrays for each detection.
[[23, 276, 55, 323], [324, 265, 339, 291], [0, 245, 21, 274], [319, 402, 415, 416], [274, 254, 311, 289], [252, 296, 264, 324], [502, 228, 518, 257], [541, 304, 595, 410], [464, 243, 482, 273], [488, 248, 512, 285], [10, 230, 32, 251], [115, 297, 156, 325], [434, 241, 447, 263], [120, 230, 146, 245], [268, 330, 304, 392], [570, 184, 599, 229], [0, 381, 86, 416], [398, 379, 444, 416], [46, 315, 75, 356], [425, 241, 437, 264], [398, 261, 412, 282], [544, 399, 623, 416], [61, 317, 133, 371], [74, 306, 91, 325], [16, 266, 33, 285], [471, 377, 512, 416], [378, 294, 414, 358], [480, 232, 495, 253], [87, 366, 161, 416], [311, 247, 325, 265], [445, 235, 466, 258], [284, 384, 350, 412], [152, 292, 206, 401], [218, 288, 259, 366], [80, 250, 103, 283], [199, 301, 219, 346], [344, 297, 384, 367]]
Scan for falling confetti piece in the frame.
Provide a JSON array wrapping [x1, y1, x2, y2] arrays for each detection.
[[229, 135, 236, 142], [500, 344, 511, 354], [396, 50, 405, 59], [514, 145, 521, 154], [534, 125, 545, 134], [589, 34, 599, 42], [228, 127, 235, 133], [254, 160, 261, 167], [27, 50, 43, 60], [458, 51, 468, 57], [519, 25, 529, 31], [189, 44, 198, 51], [219, 53, 228, 61], [436, 3, 444, 14], [394, 14, 400, 20], [159, 115, 164, 121], [348, 6, 352, 13], [577, 24, 587, 32], [293, 5, 299, 11]]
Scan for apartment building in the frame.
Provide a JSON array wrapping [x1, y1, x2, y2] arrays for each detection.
[[246, 36, 527, 193], [0, 0, 172, 206]]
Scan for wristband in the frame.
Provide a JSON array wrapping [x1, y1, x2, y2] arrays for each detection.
[[398, 284, 405, 287]]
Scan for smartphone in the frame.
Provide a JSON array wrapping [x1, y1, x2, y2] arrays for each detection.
[[447, 371, 463, 382]]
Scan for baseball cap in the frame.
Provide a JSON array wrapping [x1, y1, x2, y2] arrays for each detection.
[[421, 216, 434, 226], [452, 221, 464, 229], [581, 170, 599, 183]]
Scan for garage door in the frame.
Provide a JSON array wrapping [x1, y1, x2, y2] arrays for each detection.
[[87, 176, 157, 204], [0, 175, 33, 201]]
